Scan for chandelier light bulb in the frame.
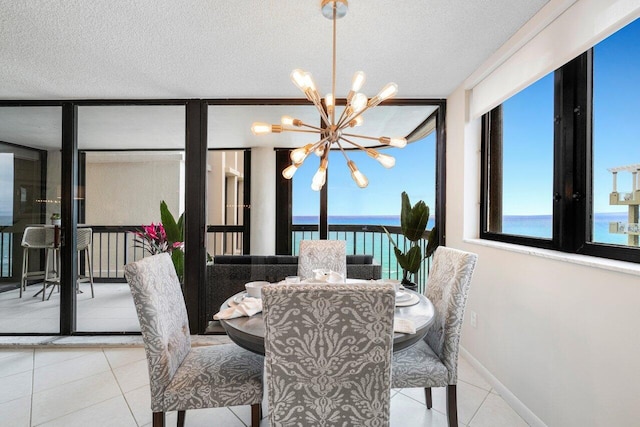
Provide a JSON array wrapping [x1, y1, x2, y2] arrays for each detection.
[[290, 144, 313, 163], [379, 136, 407, 148], [378, 82, 398, 101], [291, 69, 308, 91], [367, 149, 396, 168], [251, 122, 272, 135], [350, 93, 368, 113], [351, 71, 366, 92], [311, 159, 328, 191], [348, 161, 368, 188], [281, 116, 302, 127], [282, 163, 301, 180], [325, 93, 335, 115], [314, 146, 325, 157]]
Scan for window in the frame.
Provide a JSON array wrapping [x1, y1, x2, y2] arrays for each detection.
[[481, 18, 640, 263]]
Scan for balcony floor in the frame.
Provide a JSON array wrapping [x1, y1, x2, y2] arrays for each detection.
[[0, 343, 529, 427], [0, 282, 139, 333]]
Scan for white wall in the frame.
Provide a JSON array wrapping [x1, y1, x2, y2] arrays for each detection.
[[447, 1, 640, 426]]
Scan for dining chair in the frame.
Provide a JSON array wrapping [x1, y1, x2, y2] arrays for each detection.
[[124, 253, 263, 427], [297, 239, 347, 279], [20, 226, 57, 299], [391, 246, 477, 427], [262, 283, 396, 426]]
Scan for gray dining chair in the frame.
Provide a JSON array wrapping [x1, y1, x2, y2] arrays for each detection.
[[391, 246, 477, 427], [124, 253, 263, 427], [297, 239, 347, 279], [262, 283, 395, 426]]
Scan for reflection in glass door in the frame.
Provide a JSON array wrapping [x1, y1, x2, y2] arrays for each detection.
[[76, 105, 186, 332], [0, 106, 61, 333]]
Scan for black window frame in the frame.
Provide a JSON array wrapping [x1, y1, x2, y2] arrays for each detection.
[[481, 47, 640, 264]]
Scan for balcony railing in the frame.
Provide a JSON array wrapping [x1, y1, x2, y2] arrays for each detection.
[[2, 224, 434, 292]]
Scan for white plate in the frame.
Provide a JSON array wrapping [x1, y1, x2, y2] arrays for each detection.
[[395, 291, 412, 302], [232, 293, 248, 304], [395, 293, 420, 307]]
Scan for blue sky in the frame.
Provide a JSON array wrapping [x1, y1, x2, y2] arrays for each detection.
[[292, 132, 436, 217]]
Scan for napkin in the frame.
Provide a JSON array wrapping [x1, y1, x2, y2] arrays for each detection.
[[393, 318, 416, 334], [213, 297, 262, 320]]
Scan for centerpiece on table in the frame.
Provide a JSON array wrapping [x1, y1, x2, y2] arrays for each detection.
[[132, 201, 184, 283], [384, 191, 438, 291]]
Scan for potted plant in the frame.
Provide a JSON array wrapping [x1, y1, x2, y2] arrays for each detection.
[[384, 191, 439, 291], [50, 213, 61, 226], [132, 201, 184, 283]]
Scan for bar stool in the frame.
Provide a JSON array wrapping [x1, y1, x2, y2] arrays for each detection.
[[20, 226, 57, 299], [44, 227, 95, 300]]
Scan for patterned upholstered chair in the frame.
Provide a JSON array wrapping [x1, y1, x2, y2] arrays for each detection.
[[124, 253, 263, 427], [392, 247, 477, 427], [263, 284, 395, 426], [297, 239, 347, 279]]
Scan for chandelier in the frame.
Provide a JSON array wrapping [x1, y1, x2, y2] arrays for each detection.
[[251, 0, 406, 191]]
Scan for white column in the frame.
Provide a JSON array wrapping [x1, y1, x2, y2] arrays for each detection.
[[612, 171, 617, 193], [250, 147, 276, 254]]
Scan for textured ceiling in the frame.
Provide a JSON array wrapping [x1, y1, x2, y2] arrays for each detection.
[[0, 0, 549, 100], [0, 0, 548, 150]]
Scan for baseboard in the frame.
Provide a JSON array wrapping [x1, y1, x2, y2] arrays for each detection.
[[460, 346, 548, 427]]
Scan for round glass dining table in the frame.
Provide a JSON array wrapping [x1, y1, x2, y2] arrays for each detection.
[[219, 285, 436, 355]]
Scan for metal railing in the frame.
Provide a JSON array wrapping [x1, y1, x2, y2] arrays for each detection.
[[2, 224, 433, 290], [292, 224, 433, 293]]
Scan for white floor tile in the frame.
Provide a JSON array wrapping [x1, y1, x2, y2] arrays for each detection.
[[31, 370, 122, 425], [184, 406, 248, 426], [0, 395, 31, 427], [33, 351, 112, 393], [112, 358, 149, 393], [103, 347, 146, 369], [123, 384, 153, 426], [401, 382, 490, 426], [458, 356, 492, 391], [0, 350, 33, 378], [469, 393, 529, 427], [390, 391, 456, 427], [37, 395, 137, 427], [0, 370, 32, 405], [34, 348, 102, 369]]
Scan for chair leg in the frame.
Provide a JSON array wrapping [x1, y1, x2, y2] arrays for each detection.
[[446, 384, 458, 427], [251, 403, 261, 427], [42, 248, 51, 301], [152, 412, 165, 427], [177, 410, 185, 427], [86, 247, 94, 298], [424, 387, 433, 409], [20, 248, 28, 297]]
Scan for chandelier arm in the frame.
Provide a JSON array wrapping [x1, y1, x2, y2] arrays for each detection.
[[337, 104, 371, 129], [298, 122, 324, 132], [340, 132, 380, 142], [339, 136, 368, 151], [310, 135, 332, 152], [335, 140, 352, 163], [331, 2, 337, 125], [311, 97, 332, 127], [282, 128, 323, 135], [335, 106, 350, 129]]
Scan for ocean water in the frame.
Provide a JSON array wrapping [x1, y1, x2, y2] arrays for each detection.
[[290, 212, 637, 287]]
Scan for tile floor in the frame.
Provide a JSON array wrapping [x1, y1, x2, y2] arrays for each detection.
[[0, 283, 140, 333], [0, 343, 530, 427]]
